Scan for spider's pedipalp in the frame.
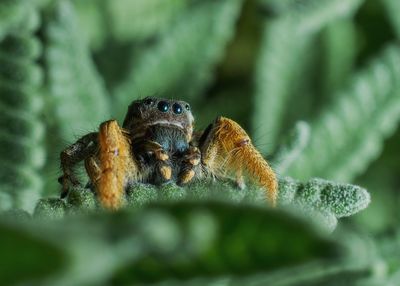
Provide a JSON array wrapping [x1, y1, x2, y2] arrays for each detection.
[[200, 117, 278, 206], [178, 146, 201, 185]]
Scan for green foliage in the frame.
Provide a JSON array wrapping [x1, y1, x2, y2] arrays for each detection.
[[109, 202, 337, 285], [107, 0, 188, 43], [44, 0, 110, 141], [287, 44, 400, 181], [6, 200, 343, 285], [34, 176, 370, 235], [272, 121, 311, 174], [321, 19, 358, 97], [0, 0, 31, 41], [253, 0, 364, 151], [34, 198, 67, 219], [0, 219, 67, 285], [383, 0, 400, 39], [113, 0, 243, 117], [1, 0, 400, 284], [0, 5, 44, 212], [74, 0, 188, 49]]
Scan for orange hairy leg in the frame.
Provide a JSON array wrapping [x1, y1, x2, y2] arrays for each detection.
[[201, 117, 278, 206], [96, 120, 137, 210]]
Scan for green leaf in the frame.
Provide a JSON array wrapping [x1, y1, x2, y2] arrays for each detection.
[[252, 0, 364, 152], [0, 220, 67, 285], [286, 0, 364, 35], [384, 0, 400, 39], [287, 44, 400, 181], [321, 19, 358, 97], [0, 0, 30, 41], [279, 177, 370, 216], [113, 0, 243, 117], [0, 6, 44, 212], [252, 19, 307, 152], [278, 177, 370, 232], [34, 198, 67, 220], [107, 0, 188, 43], [273, 121, 311, 175], [44, 0, 110, 141], [110, 201, 339, 284], [7, 201, 342, 285], [40, 175, 369, 234]]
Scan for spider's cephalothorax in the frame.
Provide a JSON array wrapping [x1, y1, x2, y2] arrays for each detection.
[[59, 97, 278, 209]]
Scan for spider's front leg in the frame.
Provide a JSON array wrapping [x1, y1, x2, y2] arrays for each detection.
[[59, 132, 98, 198], [95, 120, 139, 209], [199, 117, 278, 206]]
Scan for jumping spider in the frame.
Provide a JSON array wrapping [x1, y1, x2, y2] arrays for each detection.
[[59, 97, 278, 209]]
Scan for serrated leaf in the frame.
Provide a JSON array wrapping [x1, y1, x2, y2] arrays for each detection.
[[321, 19, 357, 97], [252, 0, 364, 152], [0, 7, 44, 212], [287, 44, 400, 181], [44, 0, 110, 141], [113, 0, 243, 117], [273, 121, 311, 175], [0, 0, 30, 41], [107, 0, 188, 42]]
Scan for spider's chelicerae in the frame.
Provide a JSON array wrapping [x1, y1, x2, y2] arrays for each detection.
[[59, 97, 278, 209]]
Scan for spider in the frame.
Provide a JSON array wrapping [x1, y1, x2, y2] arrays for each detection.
[[59, 97, 278, 209]]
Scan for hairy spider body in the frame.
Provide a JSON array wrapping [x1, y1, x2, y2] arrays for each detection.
[[59, 97, 277, 209]]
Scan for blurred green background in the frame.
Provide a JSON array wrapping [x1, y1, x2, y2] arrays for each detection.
[[1, 0, 400, 285]]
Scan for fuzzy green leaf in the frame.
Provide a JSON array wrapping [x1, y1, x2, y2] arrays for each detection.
[[44, 0, 110, 141], [37, 175, 369, 234], [286, 0, 363, 35], [74, 0, 188, 49], [34, 198, 67, 220], [321, 19, 357, 97], [0, 6, 44, 212], [0, 0, 30, 41], [109, 202, 339, 284], [273, 121, 311, 175], [278, 177, 370, 232], [252, 0, 364, 152], [10, 201, 342, 285], [252, 20, 308, 152], [0, 220, 67, 285], [279, 177, 370, 216], [287, 44, 400, 181], [384, 0, 400, 39], [107, 0, 188, 43], [113, 0, 243, 117]]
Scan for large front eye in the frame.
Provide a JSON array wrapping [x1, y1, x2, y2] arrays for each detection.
[[157, 101, 169, 112], [172, 103, 183, 114]]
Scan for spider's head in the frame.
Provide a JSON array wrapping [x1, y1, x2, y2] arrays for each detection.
[[123, 97, 194, 139]]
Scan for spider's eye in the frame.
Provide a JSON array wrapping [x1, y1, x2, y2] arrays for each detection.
[[144, 98, 154, 105], [185, 104, 190, 111], [172, 103, 183, 114], [157, 101, 169, 112]]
